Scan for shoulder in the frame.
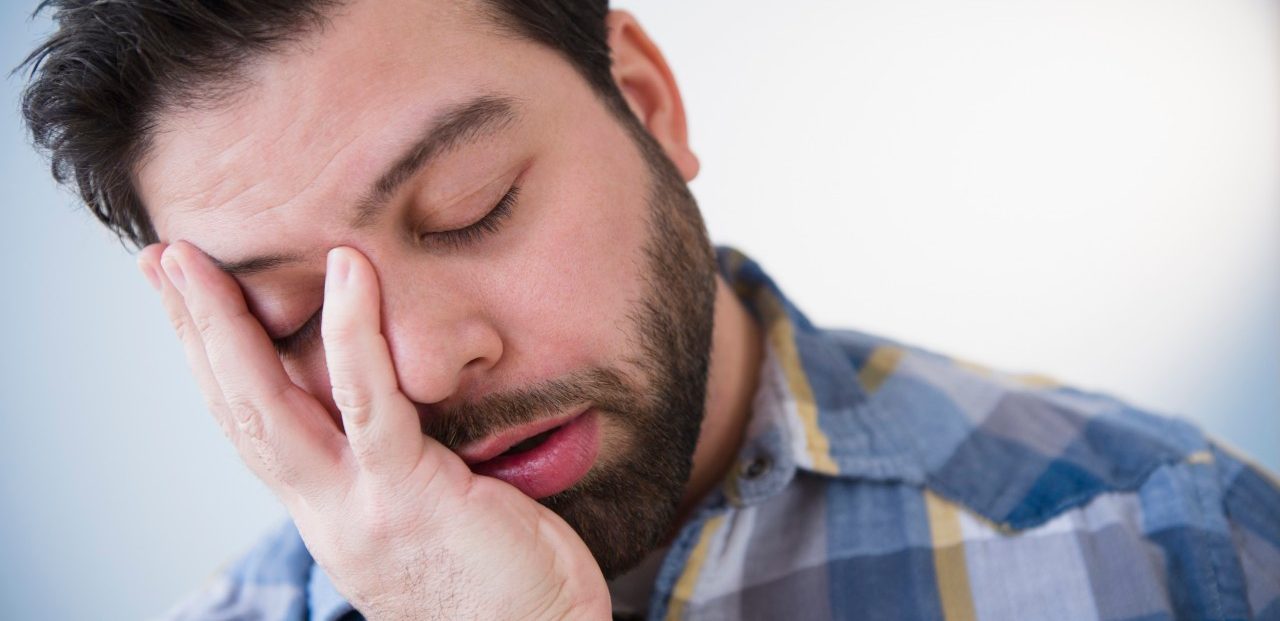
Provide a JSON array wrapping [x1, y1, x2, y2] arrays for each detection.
[[155, 520, 314, 621], [816, 329, 1280, 616], [1208, 442, 1280, 617]]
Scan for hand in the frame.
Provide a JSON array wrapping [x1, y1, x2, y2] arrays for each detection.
[[137, 241, 610, 620]]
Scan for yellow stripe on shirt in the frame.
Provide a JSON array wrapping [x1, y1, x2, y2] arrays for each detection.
[[924, 490, 978, 621], [858, 345, 905, 394], [757, 291, 839, 475], [664, 514, 726, 621]]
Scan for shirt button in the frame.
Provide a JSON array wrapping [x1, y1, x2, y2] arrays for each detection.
[[742, 456, 772, 480]]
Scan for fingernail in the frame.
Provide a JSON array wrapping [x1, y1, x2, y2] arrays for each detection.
[[161, 254, 187, 293], [327, 248, 350, 288], [137, 258, 161, 292]]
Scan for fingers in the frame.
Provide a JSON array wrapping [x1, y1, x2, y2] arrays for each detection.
[[138, 244, 237, 442], [142, 243, 289, 489], [157, 241, 343, 493], [321, 247, 425, 475]]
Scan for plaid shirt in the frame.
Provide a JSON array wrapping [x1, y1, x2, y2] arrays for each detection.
[[164, 248, 1280, 621]]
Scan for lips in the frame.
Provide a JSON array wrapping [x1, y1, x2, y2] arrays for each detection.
[[455, 407, 600, 499]]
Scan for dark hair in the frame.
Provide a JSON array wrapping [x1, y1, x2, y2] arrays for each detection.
[[18, 0, 624, 249]]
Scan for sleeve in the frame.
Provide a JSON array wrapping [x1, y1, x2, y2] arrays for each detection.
[[1211, 442, 1280, 620]]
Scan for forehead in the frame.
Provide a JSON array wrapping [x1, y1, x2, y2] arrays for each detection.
[[135, 0, 554, 254]]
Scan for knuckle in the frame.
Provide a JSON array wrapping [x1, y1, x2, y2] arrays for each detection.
[[231, 416, 303, 490], [190, 310, 219, 341], [331, 384, 375, 425], [321, 319, 357, 341], [321, 317, 362, 350], [225, 394, 265, 440], [169, 313, 194, 342]]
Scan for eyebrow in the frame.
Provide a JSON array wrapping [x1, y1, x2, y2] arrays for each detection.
[[209, 94, 520, 278], [210, 253, 301, 277], [352, 94, 519, 228]]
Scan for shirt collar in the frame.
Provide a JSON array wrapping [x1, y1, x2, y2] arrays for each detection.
[[715, 246, 1202, 531], [714, 246, 927, 508]]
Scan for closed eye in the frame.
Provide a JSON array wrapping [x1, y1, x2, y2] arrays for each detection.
[[422, 186, 520, 250], [271, 307, 322, 358], [269, 186, 519, 358]]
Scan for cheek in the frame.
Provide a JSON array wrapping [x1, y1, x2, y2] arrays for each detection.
[[483, 138, 653, 384]]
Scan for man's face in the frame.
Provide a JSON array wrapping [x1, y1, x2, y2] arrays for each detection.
[[135, 0, 717, 577]]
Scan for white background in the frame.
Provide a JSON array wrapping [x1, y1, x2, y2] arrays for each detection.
[[2, 1, 1276, 618]]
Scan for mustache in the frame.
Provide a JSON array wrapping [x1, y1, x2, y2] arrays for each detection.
[[419, 367, 642, 450]]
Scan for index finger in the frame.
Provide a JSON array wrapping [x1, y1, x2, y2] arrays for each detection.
[[321, 247, 428, 477]]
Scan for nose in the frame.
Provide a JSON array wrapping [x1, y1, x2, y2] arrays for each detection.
[[377, 265, 504, 407]]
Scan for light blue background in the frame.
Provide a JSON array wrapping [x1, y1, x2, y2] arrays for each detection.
[[2, 2, 1276, 619]]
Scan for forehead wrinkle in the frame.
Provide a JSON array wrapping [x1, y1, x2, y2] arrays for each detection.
[[159, 96, 367, 245], [141, 110, 251, 215], [245, 125, 364, 222], [228, 95, 362, 214]]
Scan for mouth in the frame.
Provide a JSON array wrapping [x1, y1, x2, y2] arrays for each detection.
[[455, 407, 600, 499]]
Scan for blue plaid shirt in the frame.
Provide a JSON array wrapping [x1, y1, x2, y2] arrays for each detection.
[[163, 248, 1280, 621]]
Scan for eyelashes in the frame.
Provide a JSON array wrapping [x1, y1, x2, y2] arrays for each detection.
[[269, 185, 521, 358], [422, 185, 520, 250], [272, 307, 322, 358]]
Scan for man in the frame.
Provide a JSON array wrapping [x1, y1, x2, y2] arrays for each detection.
[[18, 0, 1280, 619]]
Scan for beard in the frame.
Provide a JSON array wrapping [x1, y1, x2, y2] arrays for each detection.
[[420, 120, 718, 579]]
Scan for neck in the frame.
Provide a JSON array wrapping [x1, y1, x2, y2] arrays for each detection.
[[671, 274, 763, 530]]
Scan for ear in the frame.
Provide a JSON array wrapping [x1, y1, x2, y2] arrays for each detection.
[[606, 11, 700, 182]]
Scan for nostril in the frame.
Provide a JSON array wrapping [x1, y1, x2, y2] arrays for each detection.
[[463, 354, 495, 373]]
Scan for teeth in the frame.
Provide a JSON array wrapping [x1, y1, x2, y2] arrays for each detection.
[[499, 427, 558, 457]]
